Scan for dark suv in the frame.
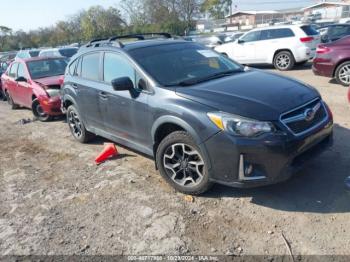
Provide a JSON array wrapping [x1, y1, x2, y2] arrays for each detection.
[[61, 33, 333, 195]]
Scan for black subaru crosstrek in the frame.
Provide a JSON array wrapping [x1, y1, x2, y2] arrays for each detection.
[[61, 33, 333, 195]]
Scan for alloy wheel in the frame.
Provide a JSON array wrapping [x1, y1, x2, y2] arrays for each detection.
[[338, 65, 350, 85], [68, 110, 83, 138], [276, 54, 291, 70], [163, 143, 204, 187]]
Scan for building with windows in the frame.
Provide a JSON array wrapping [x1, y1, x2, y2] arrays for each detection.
[[302, 1, 350, 20]]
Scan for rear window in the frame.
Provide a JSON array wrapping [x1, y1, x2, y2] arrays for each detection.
[[300, 25, 319, 36]]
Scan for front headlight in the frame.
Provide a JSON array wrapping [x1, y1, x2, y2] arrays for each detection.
[[46, 89, 60, 98], [207, 112, 275, 137]]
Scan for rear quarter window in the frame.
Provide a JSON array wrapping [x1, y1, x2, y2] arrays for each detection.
[[300, 25, 319, 36]]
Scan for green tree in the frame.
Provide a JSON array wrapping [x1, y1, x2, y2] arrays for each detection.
[[201, 0, 232, 19]]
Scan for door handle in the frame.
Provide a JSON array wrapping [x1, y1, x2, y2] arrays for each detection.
[[99, 92, 108, 99], [72, 83, 78, 89]]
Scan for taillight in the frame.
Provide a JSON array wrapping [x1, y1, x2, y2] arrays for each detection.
[[316, 45, 331, 54], [300, 36, 314, 43]]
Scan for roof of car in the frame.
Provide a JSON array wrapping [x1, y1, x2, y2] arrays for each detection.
[[249, 24, 309, 31], [80, 39, 189, 53]]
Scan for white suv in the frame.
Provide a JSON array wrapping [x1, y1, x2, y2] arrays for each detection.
[[215, 25, 320, 70]]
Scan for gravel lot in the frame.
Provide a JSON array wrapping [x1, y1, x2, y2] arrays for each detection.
[[1, 63, 350, 257]]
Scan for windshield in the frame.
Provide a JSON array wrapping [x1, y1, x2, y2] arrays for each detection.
[[129, 43, 242, 86], [27, 58, 67, 79]]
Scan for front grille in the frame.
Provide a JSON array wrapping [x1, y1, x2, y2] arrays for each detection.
[[280, 98, 328, 136]]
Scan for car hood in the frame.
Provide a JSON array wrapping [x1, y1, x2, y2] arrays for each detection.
[[175, 70, 319, 121], [34, 75, 64, 88]]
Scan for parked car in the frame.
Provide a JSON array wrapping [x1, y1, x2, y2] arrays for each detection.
[[193, 34, 226, 48], [313, 36, 350, 86], [61, 34, 333, 195], [1, 57, 67, 121], [15, 49, 41, 60], [224, 32, 244, 43], [39, 47, 78, 58], [215, 25, 320, 70], [0, 65, 5, 100], [319, 24, 350, 43], [0, 51, 17, 64]]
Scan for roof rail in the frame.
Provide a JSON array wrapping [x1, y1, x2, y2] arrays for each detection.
[[109, 32, 172, 41], [81, 32, 172, 51]]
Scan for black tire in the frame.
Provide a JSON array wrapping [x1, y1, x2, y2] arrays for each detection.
[[335, 61, 350, 86], [156, 131, 213, 195], [5, 90, 19, 109], [0, 90, 6, 101], [32, 98, 52, 122], [273, 51, 295, 71], [67, 105, 95, 143]]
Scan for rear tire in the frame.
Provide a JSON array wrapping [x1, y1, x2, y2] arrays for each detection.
[[0, 90, 6, 101], [273, 51, 295, 71], [5, 90, 19, 109], [156, 131, 213, 195], [335, 61, 350, 86], [67, 105, 95, 143], [32, 98, 52, 122]]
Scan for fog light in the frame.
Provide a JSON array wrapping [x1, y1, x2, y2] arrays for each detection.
[[238, 155, 266, 181]]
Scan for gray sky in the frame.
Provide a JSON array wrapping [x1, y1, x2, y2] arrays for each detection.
[[0, 0, 327, 32]]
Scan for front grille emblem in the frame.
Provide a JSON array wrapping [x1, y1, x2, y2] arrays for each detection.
[[304, 102, 321, 122]]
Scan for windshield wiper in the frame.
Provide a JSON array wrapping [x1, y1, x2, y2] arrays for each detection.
[[177, 69, 244, 86]]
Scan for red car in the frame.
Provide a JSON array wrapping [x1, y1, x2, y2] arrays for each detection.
[[1, 57, 67, 121], [313, 36, 350, 86]]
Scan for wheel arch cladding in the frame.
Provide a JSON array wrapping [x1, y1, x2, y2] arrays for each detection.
[[151, 116, 212, 170], [273, 49, 294, 63]]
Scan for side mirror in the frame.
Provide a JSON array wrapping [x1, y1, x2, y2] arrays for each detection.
[[15, 76, 27, 82], [111, 77, 134, 91], [238, 39, 245, 44]]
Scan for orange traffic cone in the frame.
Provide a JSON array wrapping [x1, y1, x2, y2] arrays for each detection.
[[95, 143, 118, 165]]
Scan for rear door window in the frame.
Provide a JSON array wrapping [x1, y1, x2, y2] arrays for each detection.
[[300, 25, 319, 35], [81, 53, 100, 81], [9, 63, 18, 79]]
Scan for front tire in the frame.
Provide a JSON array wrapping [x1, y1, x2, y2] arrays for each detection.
[[335, 61, 350, 86], [273, 51, 295, 71], [32, 99, 52, 122], [67, 105, 95, 143], [156, 131, 213, 195]]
